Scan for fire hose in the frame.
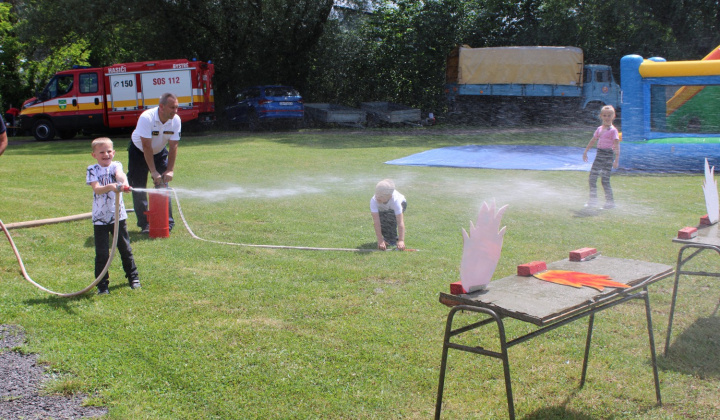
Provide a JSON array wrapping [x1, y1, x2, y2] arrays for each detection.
[[0, 186, 125, 298], [1, 186, 411, 297], [170, 188, 380, 252]]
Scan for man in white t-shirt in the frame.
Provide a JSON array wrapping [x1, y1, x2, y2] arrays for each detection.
[[127, 92, 181, 233]]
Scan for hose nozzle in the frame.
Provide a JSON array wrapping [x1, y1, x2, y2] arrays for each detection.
[[118, 185, 132, 193]]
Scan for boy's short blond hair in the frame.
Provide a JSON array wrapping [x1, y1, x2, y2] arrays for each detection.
[[375, 179, 395, 198], [91, 137, 113, 151]]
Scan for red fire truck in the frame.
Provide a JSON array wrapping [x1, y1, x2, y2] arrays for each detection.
[[19, 59, 215, 141]]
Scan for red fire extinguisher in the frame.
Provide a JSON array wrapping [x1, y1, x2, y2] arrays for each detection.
[[144, 189, 170, 239]]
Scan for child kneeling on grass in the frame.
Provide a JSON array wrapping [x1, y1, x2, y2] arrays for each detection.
[[370, 179, 407, 251], [87, 137, 141, 295]]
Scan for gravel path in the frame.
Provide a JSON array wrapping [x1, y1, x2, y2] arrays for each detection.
[[0, 325, 107, 419]]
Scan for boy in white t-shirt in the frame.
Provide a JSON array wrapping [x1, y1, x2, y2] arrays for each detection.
[[87, 137, 140, 295], [370, 179, 407, 250]]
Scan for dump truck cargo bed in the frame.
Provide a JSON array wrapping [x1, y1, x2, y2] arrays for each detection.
[[447, 46, 584, 86]]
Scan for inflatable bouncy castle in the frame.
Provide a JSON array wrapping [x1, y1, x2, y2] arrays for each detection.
[[621, 46, 720, 143]]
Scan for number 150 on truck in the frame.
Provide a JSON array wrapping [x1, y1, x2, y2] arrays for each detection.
[[18, 59, 214, 141]]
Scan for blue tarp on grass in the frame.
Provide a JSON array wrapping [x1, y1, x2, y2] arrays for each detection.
[[385, 143, 720, 173]]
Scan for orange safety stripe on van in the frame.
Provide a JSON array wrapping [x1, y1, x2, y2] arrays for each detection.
[[77, 102, 105, 111], [35, 104, 72, 113], [19, 105, 42, 116], [111, 99, 140, 109], [144, 95, 193, 107]]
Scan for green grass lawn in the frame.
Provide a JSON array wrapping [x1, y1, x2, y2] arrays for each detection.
[[1, 127, 718, 419]]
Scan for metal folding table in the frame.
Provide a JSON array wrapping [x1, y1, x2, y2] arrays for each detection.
[[666, 223, 720, 356], [435, 255, 673, 419]]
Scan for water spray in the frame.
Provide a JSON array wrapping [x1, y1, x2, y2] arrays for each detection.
[[169, 188, 385, 252], [1, 185, 415, 297]]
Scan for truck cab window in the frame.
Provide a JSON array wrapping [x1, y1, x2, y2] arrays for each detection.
[[42, 75, 74, 100], [80, 73, 99, 94], [596, 70, 609, 83]]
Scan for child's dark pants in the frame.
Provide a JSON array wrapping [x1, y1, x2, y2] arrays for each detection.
[[94, 220, 138, 289], [588, 148, 614, 205], [378, 201, 407, 245]]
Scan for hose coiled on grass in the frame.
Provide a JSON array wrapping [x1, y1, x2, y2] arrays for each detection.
[[0, 195, 122, 297]]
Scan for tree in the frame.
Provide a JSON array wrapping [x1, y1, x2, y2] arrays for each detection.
[[98, 0, 336, 106], [639, 0, 720, 58], [0, 2, 24, 109], [7, 0, 720, 120], [313, 0, 468, 110], [12, 0, 336, 108]]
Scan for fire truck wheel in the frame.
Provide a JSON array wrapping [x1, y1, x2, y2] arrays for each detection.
[[32, 119, 56, 141]]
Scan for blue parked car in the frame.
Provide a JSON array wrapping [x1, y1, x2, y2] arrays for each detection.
[[225, 85, 304, 130]]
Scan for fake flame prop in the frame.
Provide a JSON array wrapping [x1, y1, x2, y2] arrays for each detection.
[[460, 201, 508, 293], [533, 270, 630, 291], [703, 158, 719, 224]]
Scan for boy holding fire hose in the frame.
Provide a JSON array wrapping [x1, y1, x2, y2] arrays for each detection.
[[87, 137, 141, 295]]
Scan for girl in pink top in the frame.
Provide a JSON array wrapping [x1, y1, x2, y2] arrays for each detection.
[[582, 105, 620, 209]]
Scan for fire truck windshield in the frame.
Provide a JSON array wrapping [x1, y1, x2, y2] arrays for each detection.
[[40, 75, 74, 100]]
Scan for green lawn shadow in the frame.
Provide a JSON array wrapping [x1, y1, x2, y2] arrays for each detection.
[[660, 315, 720, 379]]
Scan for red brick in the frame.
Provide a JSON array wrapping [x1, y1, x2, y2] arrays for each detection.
[[700, 214, 712, 225], [450, 281, 466, 295], [569, 247, 598, 261], [517, 261, 547, 276], [678, 227, 698, 239]]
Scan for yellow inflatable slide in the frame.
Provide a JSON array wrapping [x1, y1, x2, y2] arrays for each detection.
[[666, 46, 720, 116]]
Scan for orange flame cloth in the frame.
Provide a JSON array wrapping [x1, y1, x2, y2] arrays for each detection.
[[533, 270, 631, 291]]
